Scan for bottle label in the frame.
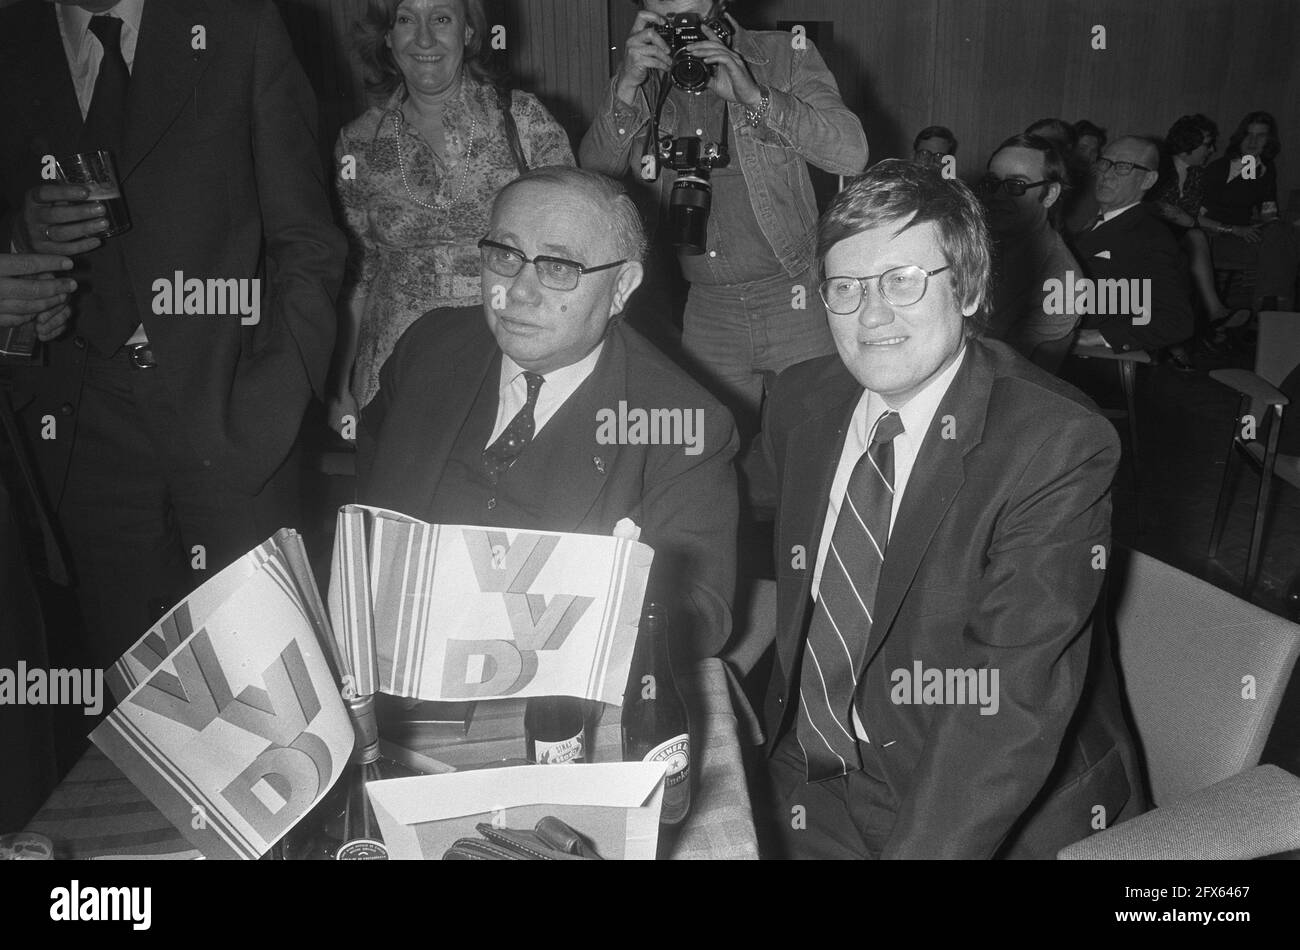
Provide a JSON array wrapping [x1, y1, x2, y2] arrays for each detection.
[[533, 732, 584, 764], [644, 733, 690, 824], [335, 838, 388, 860]]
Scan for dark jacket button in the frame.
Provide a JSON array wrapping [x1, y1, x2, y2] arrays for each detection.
[[59, 402, 74, 416]]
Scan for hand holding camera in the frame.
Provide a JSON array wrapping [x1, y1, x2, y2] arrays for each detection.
[[616, 3, 756, 106]]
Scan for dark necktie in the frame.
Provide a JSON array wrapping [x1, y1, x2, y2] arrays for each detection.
[[482, 371, 545, 482], [83, 16, 130, 154], [1090, 213, 1106, 231], [798, 410, 905, 781]]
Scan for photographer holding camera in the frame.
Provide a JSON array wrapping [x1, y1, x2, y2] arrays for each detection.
[[580, 0, 867, 438]]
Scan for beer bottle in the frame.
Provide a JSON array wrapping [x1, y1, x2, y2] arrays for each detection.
[[524, 696, 588, 764], [330, 693, 418, 859], [621, 602, 691, 825]]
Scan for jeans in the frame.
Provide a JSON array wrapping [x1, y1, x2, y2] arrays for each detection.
[[681, 268, 835, 438]]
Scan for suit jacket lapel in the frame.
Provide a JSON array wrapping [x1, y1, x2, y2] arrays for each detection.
[[861, 342, 993, 669], [120, 0, 216, 181], [529, 326, 627, 531], [775, 361, 862, 672]]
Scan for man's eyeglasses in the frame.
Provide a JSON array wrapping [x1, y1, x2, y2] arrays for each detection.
[[978, 175, 1049, 197], [818, 264, 951, 313], [1093, 157, 1152, 177], [478, 238, 625, 292]]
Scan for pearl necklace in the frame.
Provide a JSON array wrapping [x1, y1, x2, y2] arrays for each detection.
[[393, 107, 478, 210]]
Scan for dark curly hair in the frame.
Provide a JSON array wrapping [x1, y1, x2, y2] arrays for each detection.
[[353, 0, 503, 101], [1165, 114, 1217, 158]]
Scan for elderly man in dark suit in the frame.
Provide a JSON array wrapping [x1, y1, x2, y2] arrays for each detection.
[[1073, 135, 1194, 354], [0, 0, 345, 672], [749, 160, 1146, 858], [359, 166, 738, 661]]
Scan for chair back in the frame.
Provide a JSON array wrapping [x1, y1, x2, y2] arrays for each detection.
[[1255, 311, 1300, 389], [1109, 549, 1300, 807]]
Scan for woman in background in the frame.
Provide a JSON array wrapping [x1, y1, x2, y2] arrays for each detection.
[[1150, 114, 1240, 353], [1199, 111, 1299, 325], [330, 0, 574, 425]]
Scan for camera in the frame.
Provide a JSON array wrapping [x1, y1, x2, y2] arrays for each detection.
[[654, 11, 734, 93], [658, 134, 730, 255]]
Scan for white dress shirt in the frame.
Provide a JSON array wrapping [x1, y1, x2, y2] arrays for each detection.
[[55, 0, 145, 117], [1095, 200, 1141, 228], [486, 343, 605, 448], [810, 345, 967, 741], [56, 0, 148, 347]]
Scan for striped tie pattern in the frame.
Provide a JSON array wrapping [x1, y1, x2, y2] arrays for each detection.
[[798, 410, 905, 781]]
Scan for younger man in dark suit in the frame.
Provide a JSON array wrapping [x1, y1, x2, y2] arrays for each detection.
[[359, 167, 738, 661], [750, 160, 1145, 858]]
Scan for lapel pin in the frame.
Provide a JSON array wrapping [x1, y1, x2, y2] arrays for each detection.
[[593, 455, 606, 475]]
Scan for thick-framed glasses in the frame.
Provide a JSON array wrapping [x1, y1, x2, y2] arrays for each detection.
[[1093, 157, 1152, 177], [978, 175, 1049, 197], [477, 238, 625, 292], [819, 264, 951, 313]]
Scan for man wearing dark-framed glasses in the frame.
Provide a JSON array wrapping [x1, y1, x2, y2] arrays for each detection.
[[747, 158, 1144, 859], [978, 133, 1083, 372], [358, 166, 739, 661]]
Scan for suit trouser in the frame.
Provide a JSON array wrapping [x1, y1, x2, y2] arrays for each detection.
[[49, 351, 301, 673], [759, 727, 896, 859]]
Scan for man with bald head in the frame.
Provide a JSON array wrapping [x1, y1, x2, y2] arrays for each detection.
[[1073, 136, 1194, 353], [358, 166, 738, 660]]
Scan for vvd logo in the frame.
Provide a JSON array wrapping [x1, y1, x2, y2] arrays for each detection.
[[441, 531, 594, 698]]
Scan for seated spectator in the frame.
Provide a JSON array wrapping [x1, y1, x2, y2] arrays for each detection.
[[1073, 120, 1107, 166], [1199, 111, 1299, 314], [1149, 114, 1238, 357], [1072, 136, 1194, 354], [912, 125, 958, 169], [358, 167, 738, 661], [978, 134, 1083, 371], [1026, 118, 1095, 236], [1025, 117, 1078, 155]]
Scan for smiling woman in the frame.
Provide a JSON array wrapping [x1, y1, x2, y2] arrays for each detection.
[[327, 0, 577, 421]]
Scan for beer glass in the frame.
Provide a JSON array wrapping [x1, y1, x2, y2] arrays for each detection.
[[55, 149, 131, 238]]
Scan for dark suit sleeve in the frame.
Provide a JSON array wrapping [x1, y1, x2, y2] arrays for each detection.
[[642, 401, 740, 662], [356, 323, 405, 498], [249, 1, 346, 400], [882, 413, 1119, 859]]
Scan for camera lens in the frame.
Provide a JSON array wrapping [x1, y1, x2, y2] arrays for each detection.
[[671, 54, 712, 93], [669, 173, 711, 255]]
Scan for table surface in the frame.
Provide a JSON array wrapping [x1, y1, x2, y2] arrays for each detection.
[[25, 657, 759, 860]]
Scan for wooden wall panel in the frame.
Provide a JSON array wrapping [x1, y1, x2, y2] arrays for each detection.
[[227, 1, 1300, 199]]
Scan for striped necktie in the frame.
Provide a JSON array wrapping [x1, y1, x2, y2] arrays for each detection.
[[798, 409, 905, 781], [482, 371, 544, 482]]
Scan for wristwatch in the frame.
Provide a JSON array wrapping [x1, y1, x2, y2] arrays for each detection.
[[746, 85, 771, 128]]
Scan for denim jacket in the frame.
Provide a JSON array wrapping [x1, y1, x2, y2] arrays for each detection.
[[579, 23, 869, 278]]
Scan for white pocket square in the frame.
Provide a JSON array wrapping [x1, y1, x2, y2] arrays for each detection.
[[1093, 250, 1112, 259]]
